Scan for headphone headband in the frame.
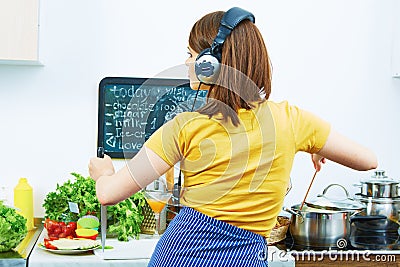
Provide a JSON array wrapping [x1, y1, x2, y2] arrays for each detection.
[[195, 7, 255, 84], [212, 7, 255, 60]]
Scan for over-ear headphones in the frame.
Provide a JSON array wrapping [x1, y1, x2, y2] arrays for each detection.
[[194, 7, 255, 85]]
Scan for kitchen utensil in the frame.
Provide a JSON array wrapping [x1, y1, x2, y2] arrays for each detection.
[[299, 170, 318, 210], [287, 184, 382, 248], [306, 183, 365, 211], [355, 170, 400, 198], [353, 194, 400, 232], [143, 178, 172, 236], [97, 147, 107, 253], [353, 170, 400, 232]]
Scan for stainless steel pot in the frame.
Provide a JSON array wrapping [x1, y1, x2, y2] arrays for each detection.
[[288, 204, 354, 248], [353, 170, 400, 232], [354, 193, 400, 232], [286, 184, 368, 248], [356, 170, 399, 198]]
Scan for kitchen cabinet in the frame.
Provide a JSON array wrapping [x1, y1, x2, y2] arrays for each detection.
[[0, 0, 40, 65]]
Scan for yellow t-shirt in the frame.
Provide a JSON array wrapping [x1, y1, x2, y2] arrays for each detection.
[[144, 100, 330, 237]]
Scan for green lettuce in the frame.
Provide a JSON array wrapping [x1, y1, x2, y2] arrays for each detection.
[[42, 172, 145, 241], [0, 201, 28, 252]]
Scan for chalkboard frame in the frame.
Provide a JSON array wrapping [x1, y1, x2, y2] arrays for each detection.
[[98, 77, 197, 159]]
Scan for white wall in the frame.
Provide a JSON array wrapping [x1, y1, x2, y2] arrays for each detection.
[[0, 0, 399, 217]]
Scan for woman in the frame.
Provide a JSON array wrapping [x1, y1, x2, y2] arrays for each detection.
[[89, 7, 377, 267]]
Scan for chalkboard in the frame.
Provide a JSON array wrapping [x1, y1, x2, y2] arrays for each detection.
[[98, 77, 207, 158]]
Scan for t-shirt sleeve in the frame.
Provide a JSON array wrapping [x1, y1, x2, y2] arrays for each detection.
[[144, 115, 184, 166], [290, 105, 331, 154]]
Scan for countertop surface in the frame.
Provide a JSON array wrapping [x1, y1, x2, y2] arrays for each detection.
[[29, 230, 152, 267], [29, 229, 295, 267], [0, 219, 42, 267], [4, 221, 400, 267]]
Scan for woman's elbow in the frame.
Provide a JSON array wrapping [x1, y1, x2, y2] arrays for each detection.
[[355, 151, 378, 171], [96, 179, 118, 206], [365, 156, 378, 171]]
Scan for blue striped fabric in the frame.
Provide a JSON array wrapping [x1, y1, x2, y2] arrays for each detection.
[[148, 207, 268, 267]]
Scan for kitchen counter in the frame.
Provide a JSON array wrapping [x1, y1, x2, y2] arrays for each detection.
[[293, 250, 400, 266], [29, 229, 295, 267], [275, 240, 400, 266], [29, 230, 151, 267], [0, 218, 42, 267], [4, 223, 400, 266]]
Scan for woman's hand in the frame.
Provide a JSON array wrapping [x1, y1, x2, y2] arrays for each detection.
[[88, 154, 115, 181], [311, 154, 326, 172]]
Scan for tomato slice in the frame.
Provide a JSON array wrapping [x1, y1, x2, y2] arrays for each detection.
[[48, 234, 59, 240], [44, 240, 58, 250]]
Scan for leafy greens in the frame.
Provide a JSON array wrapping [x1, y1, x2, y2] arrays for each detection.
[[0, 201, 28, 252], [42, 172, 145, 241]]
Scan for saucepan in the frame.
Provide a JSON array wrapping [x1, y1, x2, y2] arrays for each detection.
[[285, 184, 386, 248]]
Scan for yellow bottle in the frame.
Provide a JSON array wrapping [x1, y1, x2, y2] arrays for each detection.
[[14, 178, 34, 230]]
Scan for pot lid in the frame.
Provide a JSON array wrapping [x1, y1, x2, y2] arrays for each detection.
[[305, 184, 365, 211], [361, 170, 399, 185], [306, 196, 365, 211]]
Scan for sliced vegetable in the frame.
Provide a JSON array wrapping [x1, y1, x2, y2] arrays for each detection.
[[75, 228, 98, 240], [77, 216, 99, 229], [44, 239, 58, 250], [44, 219, 77, 239]]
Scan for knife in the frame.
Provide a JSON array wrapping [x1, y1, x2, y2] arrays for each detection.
[[97, 147, 107, 254]]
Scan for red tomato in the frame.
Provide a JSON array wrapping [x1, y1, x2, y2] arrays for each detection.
[[44, 240, 58, 250], [66, 222, 77, 237], [45, 219, 58, 233], [67, 221, 77, 229], [58, 232, 67, 238], [53, 227, 61, 234], [44, 219, 78, 239]]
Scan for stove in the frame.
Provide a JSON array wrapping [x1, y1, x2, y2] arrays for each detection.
[[278, 225, 400, 252], [349, 227, 399, 250]]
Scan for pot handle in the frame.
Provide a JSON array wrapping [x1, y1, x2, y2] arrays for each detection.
[[282, 207, 305, 223], [318, 183, 350, 200], [350, 215, 387, 223], [283, 206, 301, 216]]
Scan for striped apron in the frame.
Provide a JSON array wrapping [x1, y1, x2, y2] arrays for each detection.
[[148, 207, 268, 267]]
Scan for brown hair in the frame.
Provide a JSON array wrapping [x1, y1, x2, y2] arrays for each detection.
[[189, 11, 272, 126]]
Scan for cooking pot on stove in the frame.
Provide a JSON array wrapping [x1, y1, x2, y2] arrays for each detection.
[[353, 170, 400, 233], [285, 184, 385, 248]]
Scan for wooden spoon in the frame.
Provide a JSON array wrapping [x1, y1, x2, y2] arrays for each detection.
[[299, 170, 318, 210]]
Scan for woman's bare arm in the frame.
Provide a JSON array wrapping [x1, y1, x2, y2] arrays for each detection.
[[89, 146, 171, 206], [312, 129, 378, 171]]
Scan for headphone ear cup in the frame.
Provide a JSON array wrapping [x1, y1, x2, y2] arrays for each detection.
[[195, 48, 221, 85]]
